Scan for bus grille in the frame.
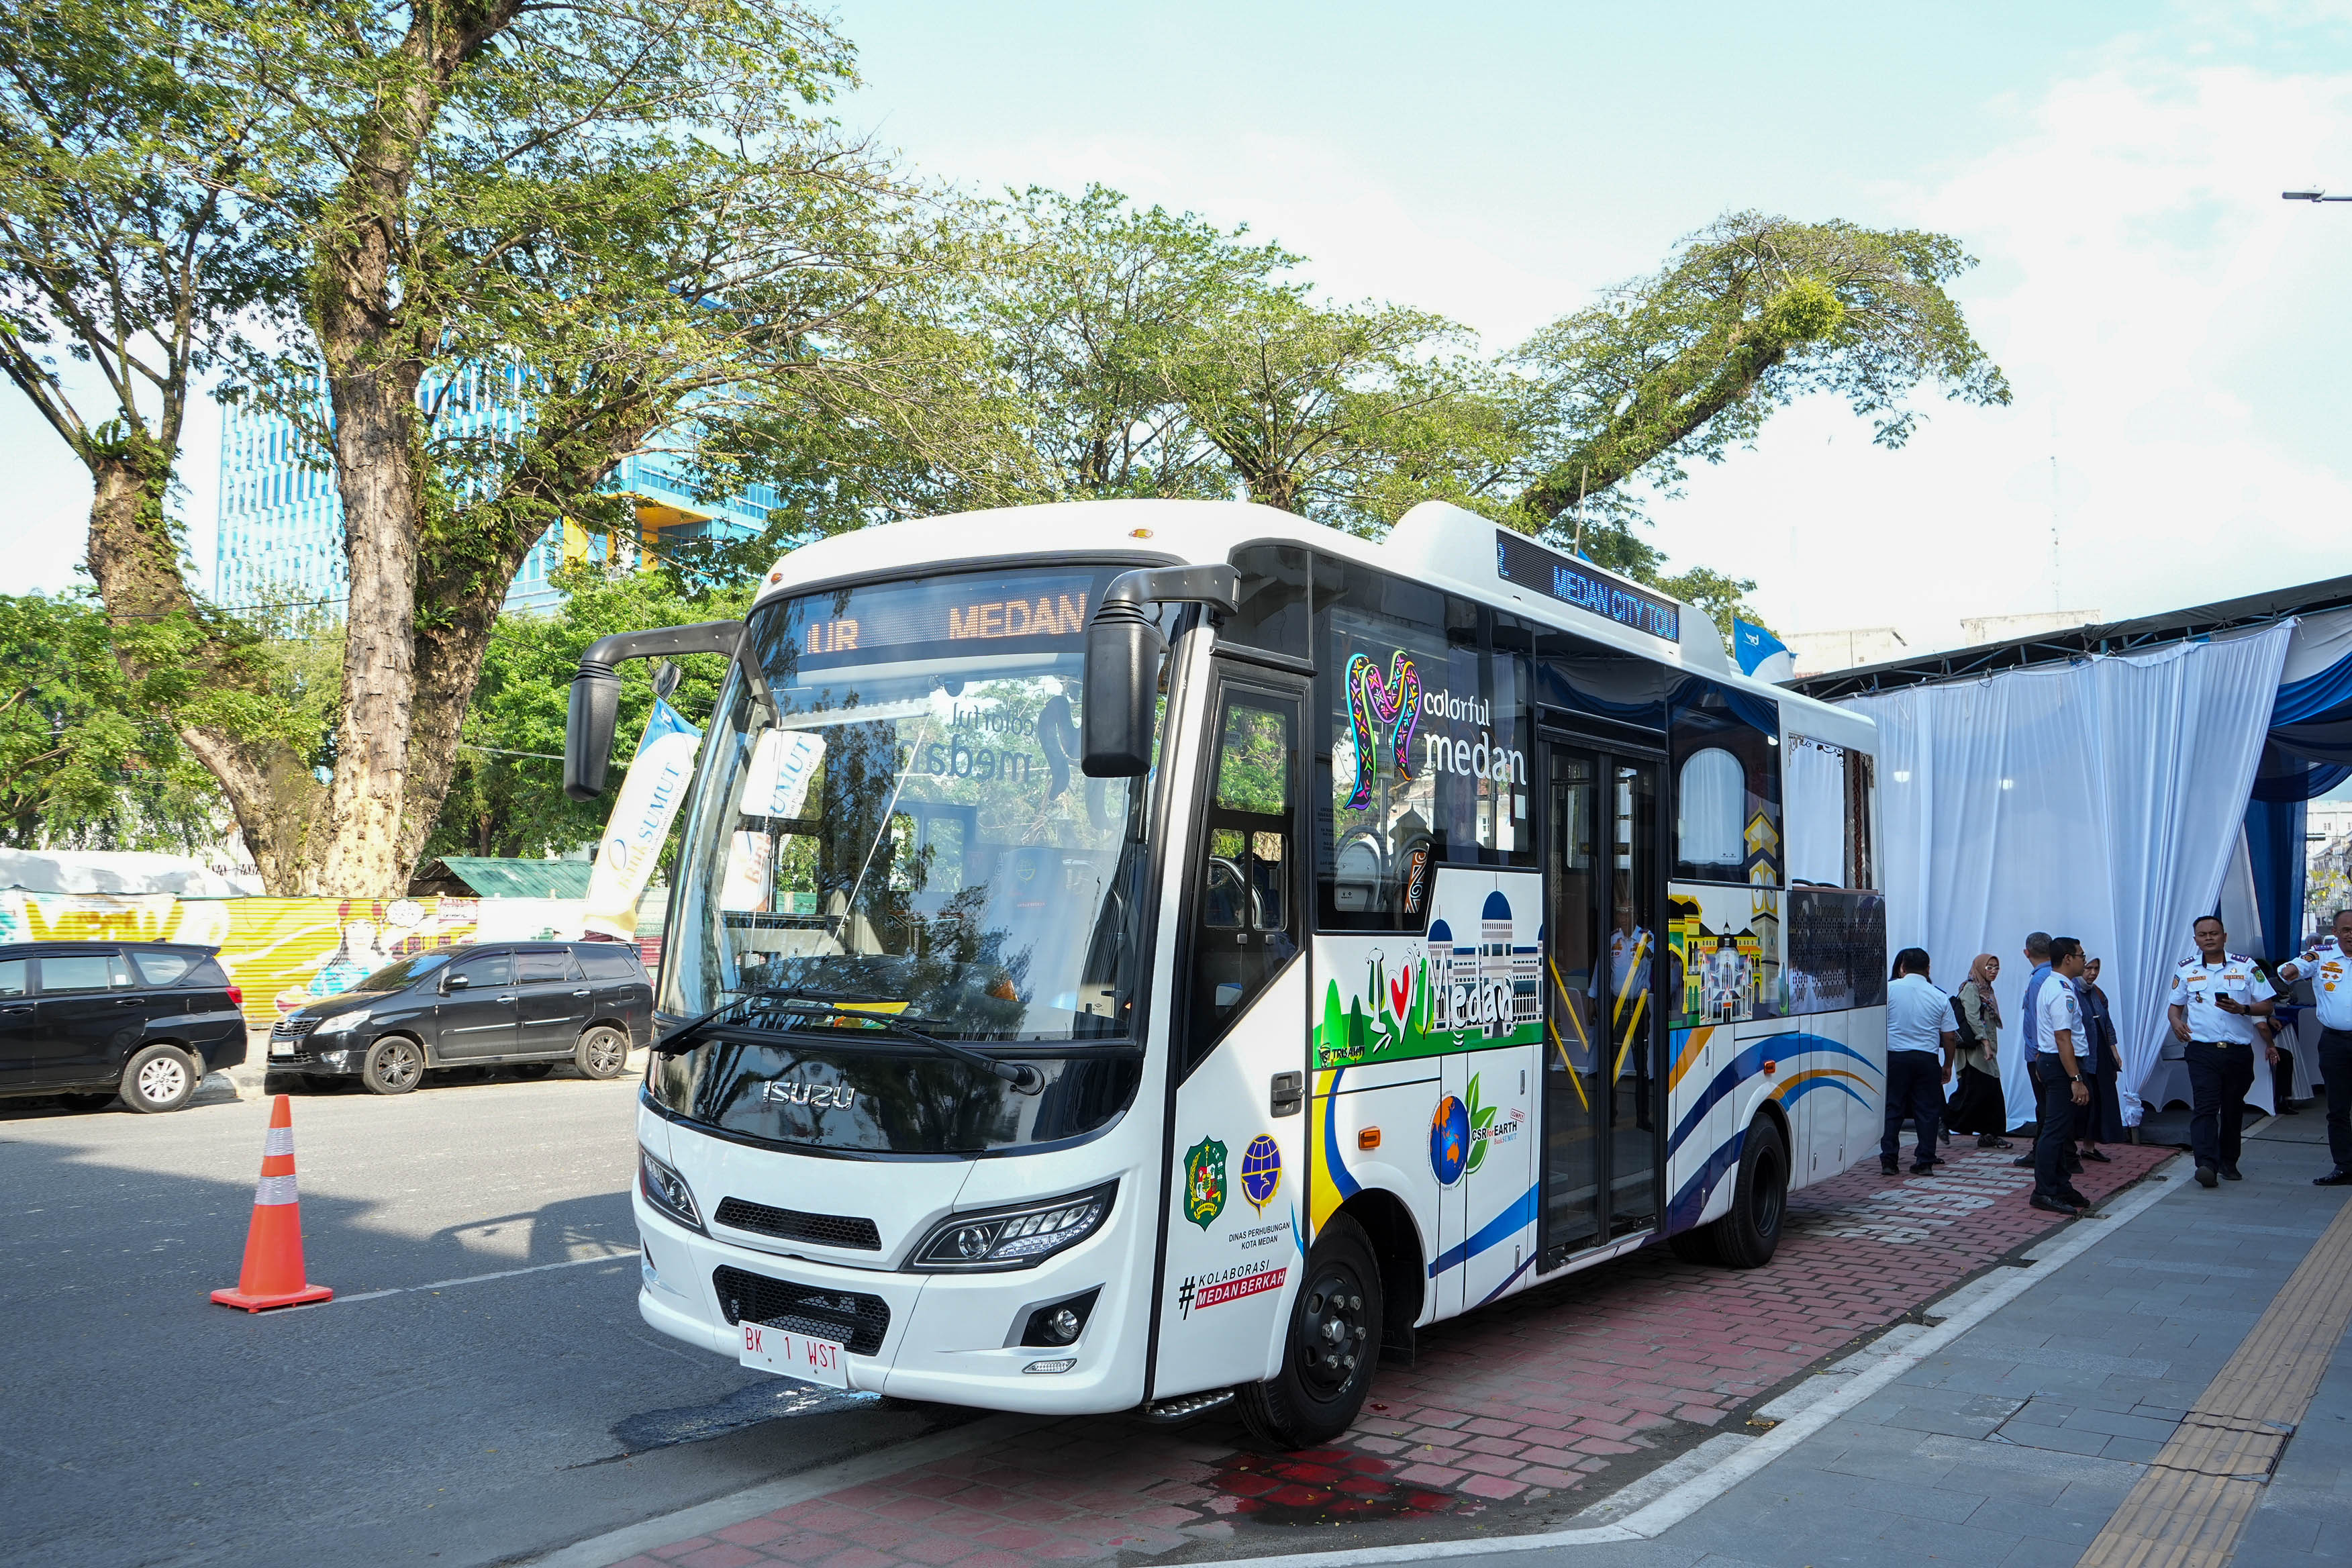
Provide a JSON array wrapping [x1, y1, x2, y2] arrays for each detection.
[[711, 1266, 890, 1356], [713, 1197, 881, 1251]]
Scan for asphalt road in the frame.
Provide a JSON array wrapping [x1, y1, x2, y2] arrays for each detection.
[[0, 1069, 951, 1568]]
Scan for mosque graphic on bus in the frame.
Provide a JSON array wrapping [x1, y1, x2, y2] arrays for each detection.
[[1426, 889, 1543, 1040]]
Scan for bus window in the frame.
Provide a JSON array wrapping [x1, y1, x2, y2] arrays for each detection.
[[1187, 689, 1301, 1069], [1784, 737, 1877, 892], [1669, 677, 1781, 885], [1224, 543, 1311, 663]]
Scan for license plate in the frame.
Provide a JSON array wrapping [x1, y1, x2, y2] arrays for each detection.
[[738, 1321, 849, 1387], [269, 1040, 297, 1058]]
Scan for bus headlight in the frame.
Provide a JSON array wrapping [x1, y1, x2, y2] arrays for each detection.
[[909, 1182, 1116, 1272], [638, 1147, 704, 1234]]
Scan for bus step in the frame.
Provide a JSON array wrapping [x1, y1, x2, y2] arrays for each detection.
[[1139, 1387, 1236, 1424]]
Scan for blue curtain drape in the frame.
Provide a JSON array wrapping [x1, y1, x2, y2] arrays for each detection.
[[2244, 796, 2308, 957], [2245, 635, 2352, 951]]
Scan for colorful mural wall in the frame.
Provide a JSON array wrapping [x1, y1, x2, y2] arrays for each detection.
[[0, 893, 588, 1025]]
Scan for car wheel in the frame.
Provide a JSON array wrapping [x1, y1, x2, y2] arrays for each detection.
[[509, 1062, 556, 1081], [362, 1036, 426, 1095], [121, 1045, 199, 1114], [1711, 1116, 1790, 1270], [1236, 1214, 1383, 1450], [63, 1091, 119, 1112], [574, 1025, 630, 1080]]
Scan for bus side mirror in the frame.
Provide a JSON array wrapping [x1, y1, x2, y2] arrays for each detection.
[[1081, 565, 1240, 779], [1081, 607, 1165, 778], [560, 620, 745, 801], [565, 664, 622, 801]]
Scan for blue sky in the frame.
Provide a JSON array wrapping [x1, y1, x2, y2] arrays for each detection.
[[9, 1, 2350, 655]]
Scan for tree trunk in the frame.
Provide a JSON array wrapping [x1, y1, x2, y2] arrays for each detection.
[[314, 366, 423, 897], [393, 559, 513, 879], [82, 447, 324, 893]]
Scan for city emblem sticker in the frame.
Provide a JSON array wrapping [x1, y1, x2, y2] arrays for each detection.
[[1183, 1136, 1227, 1229], [1240, 1134, 1283, 1212], [1429, 1094, 1469, 1185]]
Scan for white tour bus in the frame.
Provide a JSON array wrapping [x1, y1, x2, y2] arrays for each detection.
[[564, 498, 1888, 1447]]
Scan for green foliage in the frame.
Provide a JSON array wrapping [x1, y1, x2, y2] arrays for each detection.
[[422, 567, 752, 862], [0, 593, 230, 849]]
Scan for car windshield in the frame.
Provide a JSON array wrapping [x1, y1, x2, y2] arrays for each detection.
[[650, 564, 1169, 1155], [356, 951, 453, 991]]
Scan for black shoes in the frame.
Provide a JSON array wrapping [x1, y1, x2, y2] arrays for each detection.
[[2061, 1187, 2094, 1209], [2030, 1195, 2078, 1216], [2222, 1166, 2244, 1181], [1912, 1161, 1937, 1174], [2315, 1170, 2352, 1187], [1979, 1136, 2014, 1149], [2196, 1164, 2219, 1188], [2013, 1155, 2035, 1168], [2081, 1148, 2112, 1163], [1881, 1159, 1900, 1175]]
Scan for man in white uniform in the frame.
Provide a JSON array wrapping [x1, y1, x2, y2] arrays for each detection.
[[2166, 915, 2278, 1189], [2274, 906, 2352, 1186], [1881, 948, 1956, 1175]]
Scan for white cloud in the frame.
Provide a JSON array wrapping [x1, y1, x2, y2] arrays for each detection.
[[1662, 54, 2352, 649]]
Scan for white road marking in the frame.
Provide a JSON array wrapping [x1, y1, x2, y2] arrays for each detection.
[[296, 1250, 636, 1308]]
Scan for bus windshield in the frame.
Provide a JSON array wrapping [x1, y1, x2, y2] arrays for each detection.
[[660, 565, 1157, 1046]]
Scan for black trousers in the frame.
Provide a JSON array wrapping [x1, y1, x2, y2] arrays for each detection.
[[2319, 1027, 2352, 1173], [2185, 1040, 2257, 1172], [1882, 1051, 1945, 1165], [2030, 1059, 2077, 1200]]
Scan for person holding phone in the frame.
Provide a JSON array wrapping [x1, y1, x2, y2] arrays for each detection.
[[2167, 915, 2277, 1189], [2030, 938, 2096, 1216]]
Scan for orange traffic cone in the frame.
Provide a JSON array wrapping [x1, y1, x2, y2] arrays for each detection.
[[211, 1094, 334, 1311]]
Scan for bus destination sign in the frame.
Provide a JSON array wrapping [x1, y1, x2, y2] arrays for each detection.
[[1493, 531, 1681, 643], [782, 572, 1100, 665]]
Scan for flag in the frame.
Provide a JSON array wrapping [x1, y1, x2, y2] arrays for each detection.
[[581, 699, 702, 940], [1732, 618, 1794, 682]]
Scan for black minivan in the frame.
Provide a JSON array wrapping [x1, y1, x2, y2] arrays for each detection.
[[268, 941, 654, 1094], [0, 942, 248, 1113]]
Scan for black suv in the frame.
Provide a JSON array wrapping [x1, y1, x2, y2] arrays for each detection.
[[0, 942, 248, 1114], [268, 941, 654, 1094]]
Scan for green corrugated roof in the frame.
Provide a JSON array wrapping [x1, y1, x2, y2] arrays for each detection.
[[424, 857, 595, 898]]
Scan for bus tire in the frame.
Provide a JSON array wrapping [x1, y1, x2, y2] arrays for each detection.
[[1238, 1214, 1383, 1450], [1712, 1116, 1789, 1269]]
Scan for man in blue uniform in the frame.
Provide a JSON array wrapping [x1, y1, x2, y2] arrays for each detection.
[[2166, 916, 2278, 1189], [2273, 907, 2352, 1186], [2030, 938, 2094, 1216]]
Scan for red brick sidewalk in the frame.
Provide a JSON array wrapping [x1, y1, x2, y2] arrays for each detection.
[[620, 1142, 2171, 1568]]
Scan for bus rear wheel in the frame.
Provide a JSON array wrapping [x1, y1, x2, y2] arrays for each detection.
[[1238, 1214, 1382, 1450], [1712, 1116, 1788, 1269]]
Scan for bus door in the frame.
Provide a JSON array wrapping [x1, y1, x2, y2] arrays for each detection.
[[1153, 668, 1310, 1397], [1540, 737, 1665, 1269]]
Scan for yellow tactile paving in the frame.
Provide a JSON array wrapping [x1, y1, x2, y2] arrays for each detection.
[[2077, 1195, 2352, 1567]]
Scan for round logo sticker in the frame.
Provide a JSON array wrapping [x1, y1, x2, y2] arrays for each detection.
[[1240, 1134, 1282, 1210], [1429, 1095, 1470, 1186]]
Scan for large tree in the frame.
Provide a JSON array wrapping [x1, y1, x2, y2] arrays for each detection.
[[3, 0, 936, 896]]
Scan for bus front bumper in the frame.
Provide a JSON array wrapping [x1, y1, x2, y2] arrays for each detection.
[[633, 1195, 1146, 1416]]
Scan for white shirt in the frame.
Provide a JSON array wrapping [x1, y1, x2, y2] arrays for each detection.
[[2168, 953, 2275, 1044], [1885, 973, 1952, 1055], [2037, 975, 2084, 1063], [2278, 938, 2352, 1033]]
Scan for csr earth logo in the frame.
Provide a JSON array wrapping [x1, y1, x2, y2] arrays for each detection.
[[1183, 1136, 1227, 1229]]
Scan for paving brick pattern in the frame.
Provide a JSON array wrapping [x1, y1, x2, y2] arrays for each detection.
[[618, 1141, 2171, 1567]]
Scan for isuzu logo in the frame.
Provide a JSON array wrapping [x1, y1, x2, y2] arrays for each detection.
[[762, 1079, 856, 1110]]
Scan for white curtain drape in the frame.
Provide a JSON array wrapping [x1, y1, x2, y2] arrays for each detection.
[[1677, 747, 1745, 870], [1783, 738, 1847, 885], [1847, 624, 2290, 1126]]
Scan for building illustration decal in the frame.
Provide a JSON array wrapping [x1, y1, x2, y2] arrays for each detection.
[[1314, 872, 1544, 1068]]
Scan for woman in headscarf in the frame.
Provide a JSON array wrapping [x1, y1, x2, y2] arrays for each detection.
[[2076, 957, 2125, 1158], [1947, 952, 2012, 1147]]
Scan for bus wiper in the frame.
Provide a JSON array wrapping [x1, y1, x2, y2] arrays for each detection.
[[762, 999, 1047, 1094], [651, 987, 860, 1057]]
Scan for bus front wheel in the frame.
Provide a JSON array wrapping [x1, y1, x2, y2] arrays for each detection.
[[1238, 1214, 1383, 1450]]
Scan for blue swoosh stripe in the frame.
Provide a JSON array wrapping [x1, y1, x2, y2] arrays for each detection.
[[1667, 1032, 1879, 1154], [1320, 1065, 1361, 1201], [1428, 1181, 1538, 1277], [1777, 1075, 1871, 1110], [1665, 1125, 1746, 1232], [1476, 1248, 1539, 1304]]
